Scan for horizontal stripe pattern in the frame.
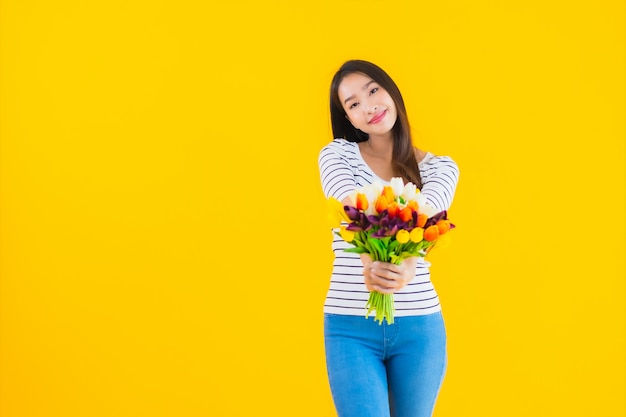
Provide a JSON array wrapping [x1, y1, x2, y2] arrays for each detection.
[[318, 138, 459, 317]]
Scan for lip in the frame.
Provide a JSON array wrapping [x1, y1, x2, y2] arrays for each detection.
[[368, 110, 387, 124]]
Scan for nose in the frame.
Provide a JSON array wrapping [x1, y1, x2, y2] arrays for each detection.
[[365, 101, 378, 113]]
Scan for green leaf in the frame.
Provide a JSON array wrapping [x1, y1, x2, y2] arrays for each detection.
[[345, 247, 369, 254]]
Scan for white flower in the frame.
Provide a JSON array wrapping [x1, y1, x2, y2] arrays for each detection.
[[419, 203, 438, 217], [415, 191, 427, 207], [361, 182, 380, 207], [370, 180, 384, 198], [390, 177, 405, 197], [402, 182, 418, 202]]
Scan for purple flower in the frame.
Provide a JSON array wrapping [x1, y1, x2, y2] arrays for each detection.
[[423, 210, 448, 229], [344, 206, 360, 221]]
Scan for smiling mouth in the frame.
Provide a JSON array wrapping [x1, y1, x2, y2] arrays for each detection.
[[368, 110, 387, 124]]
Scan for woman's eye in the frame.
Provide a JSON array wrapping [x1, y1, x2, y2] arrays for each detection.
[[370, 87, 378, 95], [349, 102, 359, 109]]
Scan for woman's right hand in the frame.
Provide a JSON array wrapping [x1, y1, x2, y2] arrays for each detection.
[[360, 254, 417, 294]]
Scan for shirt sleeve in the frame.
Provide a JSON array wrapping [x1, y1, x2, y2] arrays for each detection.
[[318, 141, 357, 202], [420, 156, 459, 212]]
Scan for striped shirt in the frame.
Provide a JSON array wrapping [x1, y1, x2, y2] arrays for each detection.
[[318, 138, 459, 317]]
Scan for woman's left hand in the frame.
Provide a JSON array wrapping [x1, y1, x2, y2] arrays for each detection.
[[360, 254, 418, 294]]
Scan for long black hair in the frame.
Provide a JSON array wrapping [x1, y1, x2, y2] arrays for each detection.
[[329, 60, 422, 188]]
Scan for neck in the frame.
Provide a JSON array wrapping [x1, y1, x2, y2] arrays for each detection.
[[364, 134, 394, 157]]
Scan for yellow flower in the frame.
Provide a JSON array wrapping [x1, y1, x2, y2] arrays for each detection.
[[327, 197, 349, 228], [339, 226, 355, 242], [396, 229, 410, 244], [410, 227, 424, 243]]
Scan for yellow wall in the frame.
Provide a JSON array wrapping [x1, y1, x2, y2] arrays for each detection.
[[1, 1, 623, 416]]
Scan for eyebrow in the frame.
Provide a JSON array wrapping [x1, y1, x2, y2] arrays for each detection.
[[343, 80, 377, 105]]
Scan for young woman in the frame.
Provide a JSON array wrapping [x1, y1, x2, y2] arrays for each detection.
[[318, 60, 459, 417]]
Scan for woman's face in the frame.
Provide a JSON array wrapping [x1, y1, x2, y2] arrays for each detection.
[[337, 72, 397, 139]]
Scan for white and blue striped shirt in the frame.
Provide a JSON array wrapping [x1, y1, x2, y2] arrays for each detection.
[[318, 138, 459, 317]]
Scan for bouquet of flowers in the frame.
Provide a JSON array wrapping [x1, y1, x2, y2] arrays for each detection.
[[328, 177, 455, 325]]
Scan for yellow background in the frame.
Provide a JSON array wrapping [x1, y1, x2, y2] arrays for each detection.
[[1, 1, 624, 416]]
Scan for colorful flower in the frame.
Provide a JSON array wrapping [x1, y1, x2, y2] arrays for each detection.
[[332, 177, 456, 325]]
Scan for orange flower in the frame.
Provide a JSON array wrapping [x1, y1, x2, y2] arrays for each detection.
[[374, 195, 389, 214], [424, 225, 440, 242], [416, 213, 428, 228], [382, 186, 395, 203], [387, 202, 400, 218], [407, 200, 419, 212], [436, 220, 451, 235], [356, 193, 368, 211], [399, 207, 413, 222]]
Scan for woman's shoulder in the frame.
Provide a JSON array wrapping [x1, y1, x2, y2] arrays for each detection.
[[319, 138, 359, 157], [321, 138, 357, 150], [418, 151, 459, 173]]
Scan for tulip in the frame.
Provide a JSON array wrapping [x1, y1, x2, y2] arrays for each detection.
[[402, 182, 417, 202], [390, 177, 405, 196], [410, 227, 424, 243], [423, 210, 448, 229], [387, 202, 400, 218], [424, 225, 440, 242], [382, 186, 395, 204], [396, 229, 410, 244], [415, 191, 426, 208], [367, 214, 381, 225], [437, 220, 451, 235], [344, 205, 360, 221], [339, 226, 355, 242], [362, 182, 382, 209], [417, 213, 429, 228], [399, 207, 413, 222], [416, 214, 428, 228], [374, 195, 389, 214], [420, 203, 438, 218], [356, 193, 369, 211], [327, 197, 349, 228]]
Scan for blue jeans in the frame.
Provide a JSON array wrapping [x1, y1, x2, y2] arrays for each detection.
[[324, 312, 447, 417]]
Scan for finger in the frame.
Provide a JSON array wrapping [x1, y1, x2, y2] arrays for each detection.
[[369, 274, 401, 290], [374, 262, 406, 276], [371, 266, 403, 282]]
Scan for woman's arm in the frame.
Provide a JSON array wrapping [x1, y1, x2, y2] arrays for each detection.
[[419, 156, 459, 212], [318, 141, 357, 202]]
